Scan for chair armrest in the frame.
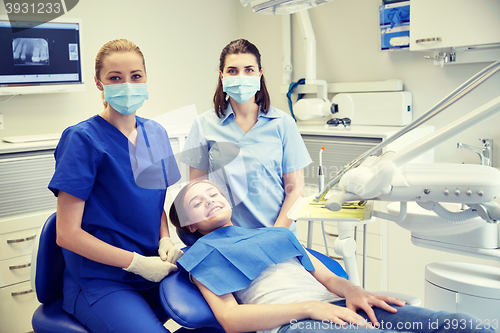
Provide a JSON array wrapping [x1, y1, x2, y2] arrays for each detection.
[[306, 248, 349, 280], [159, 270, 224, 331]]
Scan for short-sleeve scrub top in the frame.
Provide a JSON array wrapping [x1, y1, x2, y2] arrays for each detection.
[[49, 115, 180, 314], [181, 105, 312, 234]]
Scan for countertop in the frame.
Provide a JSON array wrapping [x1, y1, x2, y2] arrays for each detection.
[[298, 123, 434, 139], [0, 139, 58, 154]]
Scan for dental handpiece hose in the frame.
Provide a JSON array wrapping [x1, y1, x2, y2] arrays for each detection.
[[319, 146, 325, 192]]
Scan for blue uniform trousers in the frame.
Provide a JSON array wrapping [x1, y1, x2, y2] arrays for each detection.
[[73, 285, 170, 333]]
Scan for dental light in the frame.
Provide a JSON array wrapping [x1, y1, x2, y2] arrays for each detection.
[[293, 98, 335, 120], [240, 0, 333, 15]]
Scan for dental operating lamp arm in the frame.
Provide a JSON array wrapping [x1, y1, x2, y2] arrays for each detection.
[[282, 15, 292, 86], [390, 96, 500, 168], [317, 60, 500, 203], [296, 10, 328, 100], [323, 94, 500, 216], [318, 60, 500, 226]]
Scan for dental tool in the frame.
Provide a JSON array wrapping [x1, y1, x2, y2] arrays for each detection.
[[317, 146, 330, 257], [318, 146, 325, 192]]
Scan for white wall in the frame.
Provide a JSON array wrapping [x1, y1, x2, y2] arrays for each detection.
[[0, 0, 240, 137], [239, 0, 500, 167]]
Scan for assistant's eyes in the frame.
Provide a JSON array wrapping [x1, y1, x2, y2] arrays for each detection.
[[245, 68, 254, 73], [132, 74, 142, 80], [109, 76, 121, 81]]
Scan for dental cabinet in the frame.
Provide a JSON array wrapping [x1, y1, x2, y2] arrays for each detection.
[[425, 262, 500, 332], [297, 124, 434, 292], [409, 0, 500, 64], [0, 140, 58, 333]]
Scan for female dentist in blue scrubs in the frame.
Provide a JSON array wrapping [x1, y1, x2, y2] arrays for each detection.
[[181, 39, 312, 235], [49, 39, 182, 332]]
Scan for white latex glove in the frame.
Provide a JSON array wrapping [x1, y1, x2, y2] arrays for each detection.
[[158, 237, 184, 263], [124, 252, 178, 282]]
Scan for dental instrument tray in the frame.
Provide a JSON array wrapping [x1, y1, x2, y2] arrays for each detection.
[[288, 196, 374, 223]]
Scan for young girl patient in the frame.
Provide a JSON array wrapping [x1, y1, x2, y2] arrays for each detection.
[[169, 180, 495, 333]]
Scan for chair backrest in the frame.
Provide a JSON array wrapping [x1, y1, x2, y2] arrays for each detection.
[[162, 226, 348, 331], [160, 228, 224, 330], [30, 212, 66, 304]]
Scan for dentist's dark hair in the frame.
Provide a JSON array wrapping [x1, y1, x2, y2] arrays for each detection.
[[213, 39, 270, 118]]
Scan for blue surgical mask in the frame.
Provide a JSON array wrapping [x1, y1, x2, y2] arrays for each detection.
[[222, 75, 260, 104], [102, 82, 149, 115]]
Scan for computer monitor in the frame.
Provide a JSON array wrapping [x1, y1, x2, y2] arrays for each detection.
[[0, 16, 85, 95]]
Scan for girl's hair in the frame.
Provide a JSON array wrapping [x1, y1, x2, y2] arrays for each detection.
[[213, 39, 271, 118], [95, 39, 146, 108], [169, 179, 228, 234]]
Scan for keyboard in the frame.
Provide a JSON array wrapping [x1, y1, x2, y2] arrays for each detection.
[[2, 133, 61, 143]]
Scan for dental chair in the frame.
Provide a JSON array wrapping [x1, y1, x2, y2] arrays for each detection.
[[159, 228, 349, 332], [30, 212, 89, 333], [30, 213, 167, 333], [30, 212, 349, 332]]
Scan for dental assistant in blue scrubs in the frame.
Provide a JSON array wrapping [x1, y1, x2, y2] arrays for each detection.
[[181, 39, 312, 235], [49, 39, 182, 333]]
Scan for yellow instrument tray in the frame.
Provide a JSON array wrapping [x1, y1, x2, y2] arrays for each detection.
[[289, 197, 373, 222]]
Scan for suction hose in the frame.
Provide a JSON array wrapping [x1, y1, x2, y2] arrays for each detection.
[[418, 202, 479, 223]]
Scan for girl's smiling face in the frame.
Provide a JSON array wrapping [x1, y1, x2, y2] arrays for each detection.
[[184, 182, 232, 234]]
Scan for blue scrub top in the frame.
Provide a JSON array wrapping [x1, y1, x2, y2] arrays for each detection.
[[49, 115, 180, 314], [180, 105, 312, 234]]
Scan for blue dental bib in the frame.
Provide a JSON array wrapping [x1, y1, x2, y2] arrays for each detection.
[[177, 226, 314, 296]]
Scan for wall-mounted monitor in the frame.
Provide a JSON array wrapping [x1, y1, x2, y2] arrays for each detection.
[[0, 16, 84, 95]]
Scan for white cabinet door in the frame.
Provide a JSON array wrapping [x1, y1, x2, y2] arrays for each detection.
[[410, 0, 500, 51], [0, 281, 39, 333]]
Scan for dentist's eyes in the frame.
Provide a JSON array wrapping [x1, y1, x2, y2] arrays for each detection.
[[109, 76, 121, 81], [132, 74, 142, 80]]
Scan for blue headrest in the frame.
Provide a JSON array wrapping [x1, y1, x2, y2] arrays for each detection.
[[176, 228, 203, 247], [159, 270, 224, 331], [33, 212, 66, 304]]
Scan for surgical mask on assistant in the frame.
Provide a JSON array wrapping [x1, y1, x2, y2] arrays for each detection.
[[101, 82, 149, 115], [222, 75, 261, 104]]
